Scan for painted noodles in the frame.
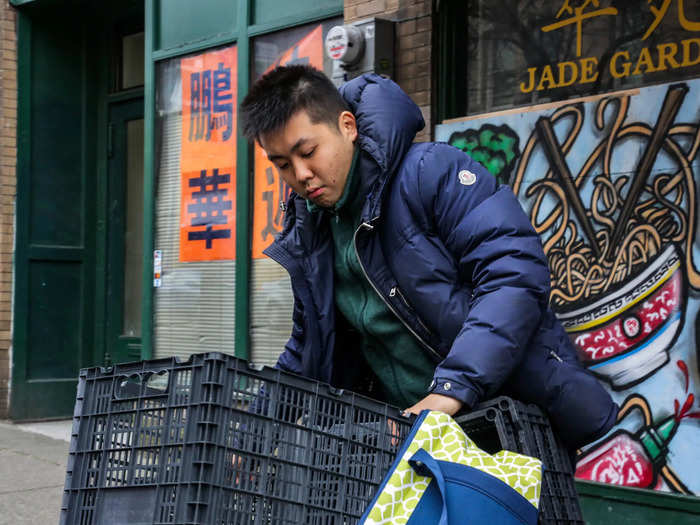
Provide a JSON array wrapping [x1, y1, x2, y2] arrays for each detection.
[[512, 94, 700, 307]]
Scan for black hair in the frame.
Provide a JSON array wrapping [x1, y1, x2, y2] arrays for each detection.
[[240, 65, 349, 143]]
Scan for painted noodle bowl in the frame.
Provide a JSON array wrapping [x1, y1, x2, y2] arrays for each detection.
[[556, 245, 684, 389], [509, 86, 699, 389]]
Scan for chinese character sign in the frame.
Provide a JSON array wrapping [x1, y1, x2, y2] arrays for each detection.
[[643, 0, 700, 40], [252, 25, 324, 259], [541, 0, 618, 58], [180, 46, 237, 262]]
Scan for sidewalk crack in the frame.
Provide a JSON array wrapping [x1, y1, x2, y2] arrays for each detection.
[[0, 484, 64, 496]]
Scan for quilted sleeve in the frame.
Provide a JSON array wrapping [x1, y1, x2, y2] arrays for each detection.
[[417, 144, 551, 408], [275, 291, 305, 375]]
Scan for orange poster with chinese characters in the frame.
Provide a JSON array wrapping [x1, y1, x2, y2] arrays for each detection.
[[252, 25, 323, 259], [180, 45, 237, 262]]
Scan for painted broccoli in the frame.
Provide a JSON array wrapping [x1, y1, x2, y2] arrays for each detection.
[[448, 124, 520, 187]]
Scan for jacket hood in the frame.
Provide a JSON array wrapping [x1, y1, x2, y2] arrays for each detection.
[[339, 74, 425, 177]]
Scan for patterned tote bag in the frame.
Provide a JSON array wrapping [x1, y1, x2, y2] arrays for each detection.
[[360, 410, 542, 525]]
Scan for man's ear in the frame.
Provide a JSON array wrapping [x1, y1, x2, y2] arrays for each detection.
[[338, 110, 358, 142]]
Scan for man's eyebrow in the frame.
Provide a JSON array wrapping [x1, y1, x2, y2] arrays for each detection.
[[267, 137, 310, 162]]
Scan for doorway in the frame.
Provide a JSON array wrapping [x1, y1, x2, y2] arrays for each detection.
[[11, 2, 145, 419], [105, 99, 144, 365]]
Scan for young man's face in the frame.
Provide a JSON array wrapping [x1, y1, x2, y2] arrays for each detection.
[[260, 109, 358, 209]]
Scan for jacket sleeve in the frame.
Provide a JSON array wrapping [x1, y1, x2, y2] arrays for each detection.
[[249, 292, 304, 418], [275, 290, 305, 375], [417, 144, 551, 409]]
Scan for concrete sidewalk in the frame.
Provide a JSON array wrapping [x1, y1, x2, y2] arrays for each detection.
[[0, 420, 72, 524]]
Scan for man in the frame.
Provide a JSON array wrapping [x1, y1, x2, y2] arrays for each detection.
[[240, 65, 617, 450]]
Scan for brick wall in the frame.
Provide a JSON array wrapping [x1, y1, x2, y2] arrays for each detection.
[[344, 0, 433, 142], [0, 1, 16, 418]]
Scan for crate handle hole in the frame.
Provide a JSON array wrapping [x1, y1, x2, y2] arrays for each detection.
[[115, 373, 142, 399], [145, 370, 169, 394], [247, 362, 265, 372]]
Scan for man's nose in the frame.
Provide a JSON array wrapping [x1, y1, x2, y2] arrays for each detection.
[[293, 160, 313, 183]]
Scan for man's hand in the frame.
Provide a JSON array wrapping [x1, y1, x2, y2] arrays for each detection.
[[403, 393, 463, 416]]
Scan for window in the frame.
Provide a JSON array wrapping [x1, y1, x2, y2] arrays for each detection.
[[121, 32, 145, 90], [438, 0, 700, 120], [153, 44, 238, 359], [110, 20, 145, 93], [249, 18, 341, 366]]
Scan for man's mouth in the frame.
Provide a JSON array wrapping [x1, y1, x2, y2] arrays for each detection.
[[307, 187, 324, 200]]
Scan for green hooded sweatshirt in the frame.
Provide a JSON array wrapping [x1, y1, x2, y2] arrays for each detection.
[[309, 149, 434, 408]]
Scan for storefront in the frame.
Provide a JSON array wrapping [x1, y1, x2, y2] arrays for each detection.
[[7, 0, 700, 521]]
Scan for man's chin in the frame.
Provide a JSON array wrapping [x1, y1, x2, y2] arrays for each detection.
[[312, 196, 338, 209]]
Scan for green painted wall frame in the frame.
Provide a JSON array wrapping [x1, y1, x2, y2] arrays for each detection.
[[578, 481, 700, 523], [234, 0, 252, 360], [152, 0, 341, 54], [154, 0, 238, 52], [251, 0, 341, 26], [141, 0, 156, 359]]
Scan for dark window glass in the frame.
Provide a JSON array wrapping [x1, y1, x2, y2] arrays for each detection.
[[121, 32, 145, 90], [439, 0, 700, 120]]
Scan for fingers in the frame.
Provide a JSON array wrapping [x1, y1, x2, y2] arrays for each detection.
[[387, 418, 401, 447]]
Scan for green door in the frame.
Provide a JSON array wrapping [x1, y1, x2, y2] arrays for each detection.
[[11, 10, 99, 420], [105, 100, 144, 365], [12, 4, 145, 419]]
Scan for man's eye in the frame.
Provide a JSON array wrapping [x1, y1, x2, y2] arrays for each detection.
[[301, 148, 315, 158], [277, 163, 289, 170]]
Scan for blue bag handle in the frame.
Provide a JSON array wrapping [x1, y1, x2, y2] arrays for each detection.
[[408, 448, 450, 525]]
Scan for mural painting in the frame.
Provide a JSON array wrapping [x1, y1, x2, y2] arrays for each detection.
[[436, 79, 700, 494]]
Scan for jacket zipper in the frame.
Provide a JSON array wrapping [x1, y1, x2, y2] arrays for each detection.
[[550, 350, 563, 362], [389, 286, 435, 336], [353, 222, 443, 361]]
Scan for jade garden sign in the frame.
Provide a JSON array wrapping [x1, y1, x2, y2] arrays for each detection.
[[520, 39, 699, 93], [521, 0, 700, 93]]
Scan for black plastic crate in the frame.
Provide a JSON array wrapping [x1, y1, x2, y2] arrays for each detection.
[[455, 396, 584, 525], [60, 352, 413, 524]]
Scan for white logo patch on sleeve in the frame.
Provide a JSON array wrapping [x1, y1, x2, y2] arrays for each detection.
[[458, 169, 477, 186]]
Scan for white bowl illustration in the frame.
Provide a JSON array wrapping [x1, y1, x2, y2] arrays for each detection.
[[556, 244, 684, 390]]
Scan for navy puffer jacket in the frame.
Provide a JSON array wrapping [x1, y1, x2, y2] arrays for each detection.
[[264, 74, 617, 449]]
